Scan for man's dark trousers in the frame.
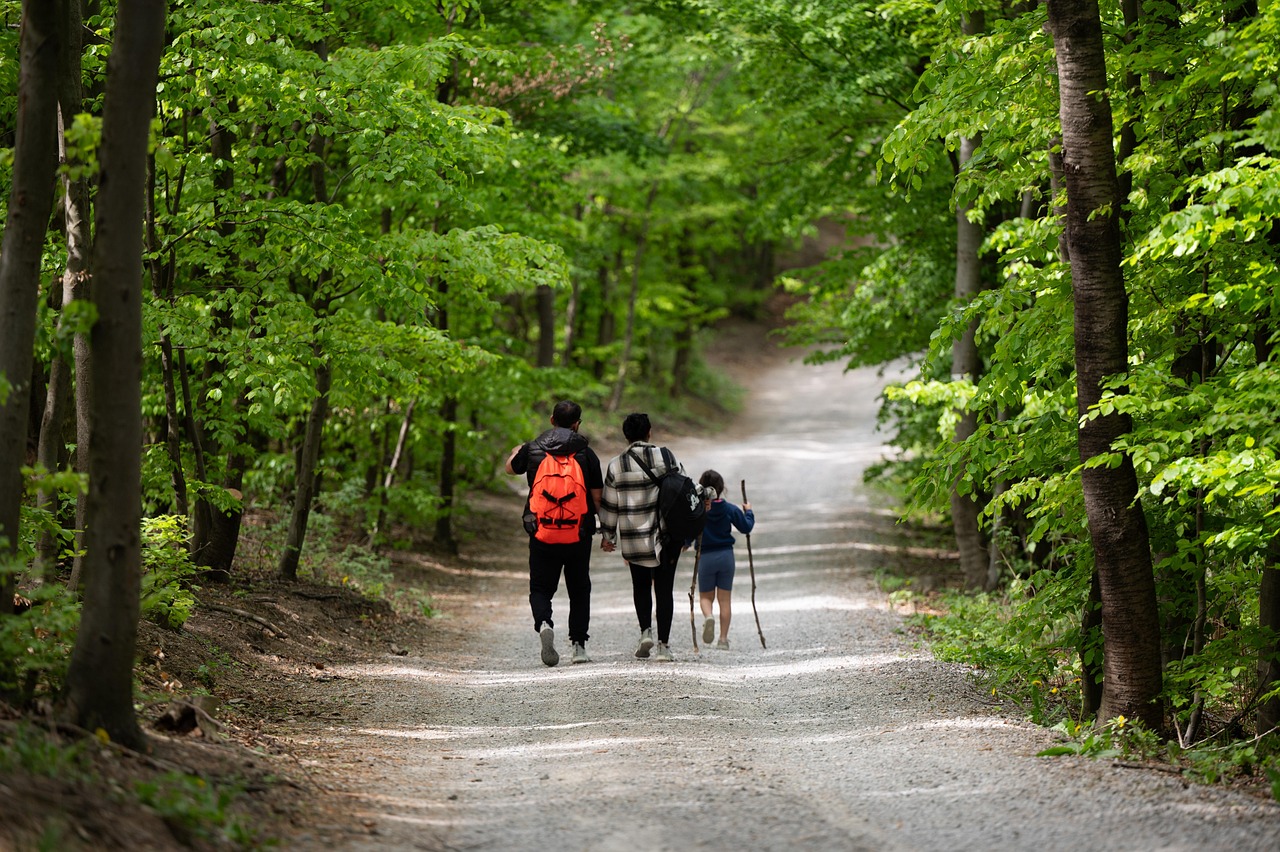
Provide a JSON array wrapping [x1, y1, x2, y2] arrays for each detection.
[[529, 537, 592, 644]]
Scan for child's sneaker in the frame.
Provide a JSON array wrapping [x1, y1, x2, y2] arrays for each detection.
[[653, 642, 674, 662], [702, 616, 715, 644], [635, 628, 654, 659], [715, 638, 729, 650], [540, 625, 559, 667], [571, 642, 591, 664]]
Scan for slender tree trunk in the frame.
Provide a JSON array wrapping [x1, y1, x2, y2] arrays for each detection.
[[1254, 263, 1280, 736], [610, 185, 661, 412], [1048, 0, 1163, 731], [536, 284, 556, 367], [278, 358, 331, 580], [435, 396, 458, 554], [190, 109, 241, 571], [62, 0, 167, 750], [951, 125, 989, 590], [0, 0, 60, 604], [37, 0, 91, 581], [146, 154, 188, 516], [1260, 552, 1280, 735], [561, 275, 580, 368], [593, 259, 617, 380], [34, 283, 71, 581]]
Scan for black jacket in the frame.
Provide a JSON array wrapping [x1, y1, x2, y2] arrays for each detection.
[[512, 427, 603, 541]]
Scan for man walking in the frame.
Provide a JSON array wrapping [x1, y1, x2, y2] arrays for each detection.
[[598, 412, 695, 662], [506, 401, 603, 667]]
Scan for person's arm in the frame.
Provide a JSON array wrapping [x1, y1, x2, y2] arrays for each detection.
[[733, 503, 755, 534], [504, 443, 524, 475], [598, 465, 619, 550]]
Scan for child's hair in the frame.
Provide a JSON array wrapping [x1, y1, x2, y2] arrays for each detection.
[[699, 469, 725, 498]]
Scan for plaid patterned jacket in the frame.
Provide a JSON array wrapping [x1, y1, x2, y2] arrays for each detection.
[[598, 441, 684, 567]]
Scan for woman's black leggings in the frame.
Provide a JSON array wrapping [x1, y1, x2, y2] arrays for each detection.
[[629, 546, 681, 643]]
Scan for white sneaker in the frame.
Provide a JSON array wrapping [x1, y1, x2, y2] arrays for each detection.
[[571, 642, 591, 664], [653, 642, 674, 662], [702, 616, 715, 644], [715, 638, 729, 650], [540, 625, 559, 667], [635, 628, 654, 659]]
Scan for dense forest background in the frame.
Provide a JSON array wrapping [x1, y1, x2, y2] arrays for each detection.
[[2, 0, 1279, 787]]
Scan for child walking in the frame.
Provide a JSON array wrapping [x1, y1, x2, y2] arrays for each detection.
[[695, 470, 754, 650]]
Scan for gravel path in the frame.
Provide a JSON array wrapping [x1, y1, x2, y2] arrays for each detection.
[[285, 347, 1280, 851]]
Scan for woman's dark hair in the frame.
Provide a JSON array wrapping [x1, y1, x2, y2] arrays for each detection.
[[699, 469, 725, 497], [552, 400, 582, 428], [622, 412, 651, 443]]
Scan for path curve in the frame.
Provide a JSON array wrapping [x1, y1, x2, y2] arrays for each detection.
[[288, 342, 1279, 851]]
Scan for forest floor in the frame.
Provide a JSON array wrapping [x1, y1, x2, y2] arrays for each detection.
[[4, 318, 1280, 850]]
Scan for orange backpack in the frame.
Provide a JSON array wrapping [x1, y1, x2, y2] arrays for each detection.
[[528, 453, 588, 544]]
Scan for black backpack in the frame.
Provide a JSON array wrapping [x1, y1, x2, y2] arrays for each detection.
[[627, 447, 707, 545]]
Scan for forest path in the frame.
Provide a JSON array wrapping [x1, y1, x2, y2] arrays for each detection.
[[286, 329, 1278, 851]]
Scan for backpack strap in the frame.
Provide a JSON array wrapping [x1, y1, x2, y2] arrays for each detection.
[[627, 448, 661, 486]]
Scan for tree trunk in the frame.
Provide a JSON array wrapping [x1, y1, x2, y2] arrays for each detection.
[[1260, 555, 1280, 736], [0, 0, 60, 603], [37, 0, 92, 582], [34, 281, 72, 581], [62, 0, 167, 750], [951, 123, 989, 590], [278, 358, 332, 580], [1048, 0, 1163, 731], [561, 274, 580, 368], [190, 109, 239, 570], [593, 260, 617, 380], [146, 154, 188, 516], [536, 284, 556, 367], [435, 395, 459, 554]]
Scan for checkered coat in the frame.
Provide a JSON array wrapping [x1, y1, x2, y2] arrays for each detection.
[[598, 441, 684, 567]]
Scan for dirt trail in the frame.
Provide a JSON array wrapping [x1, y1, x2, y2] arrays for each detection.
[[283, 337, 1279, 851]]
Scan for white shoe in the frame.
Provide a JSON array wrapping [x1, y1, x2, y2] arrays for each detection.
[[702, 616, 715, 644], [540, 625, 559, 667], [635, 628, 654, 659], [571, 642, 591, 664], [653, 642, 674, 662], [715, 638, 729, 650]]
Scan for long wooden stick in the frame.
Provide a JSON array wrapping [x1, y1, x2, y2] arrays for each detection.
[[689, 533, 702, 653], [742, 480, 766, 649]]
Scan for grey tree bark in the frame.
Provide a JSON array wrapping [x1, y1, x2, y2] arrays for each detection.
[[1048, 0, 1163, 731], [950, 121, 989, 591], [36, 0, 91, 582], [61, 0, 167, 750]]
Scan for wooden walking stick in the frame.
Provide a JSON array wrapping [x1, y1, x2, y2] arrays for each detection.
[[689, 533, 702, 653], [742, 480, 766, 649]]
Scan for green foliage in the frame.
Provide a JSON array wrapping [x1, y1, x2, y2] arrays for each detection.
[[0, 723, 90, 780], [1038, 716, 1162, 761], [0, 585, 82, 705], [133, 772, 263, 848], [140, 516, 200, 631]]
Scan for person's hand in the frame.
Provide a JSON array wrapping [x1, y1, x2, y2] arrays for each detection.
[[743, 501, 751, 510], [601, 539, 616, 552]]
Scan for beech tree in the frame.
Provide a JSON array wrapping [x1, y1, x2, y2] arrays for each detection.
[[61, 0, 167, 748], [1046, 0, 1163, 729], [0, 0, 59, 607]]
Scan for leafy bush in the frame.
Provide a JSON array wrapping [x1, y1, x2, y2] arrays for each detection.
[[140, 515, 199, 631], [0, 585, 82, 705]]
